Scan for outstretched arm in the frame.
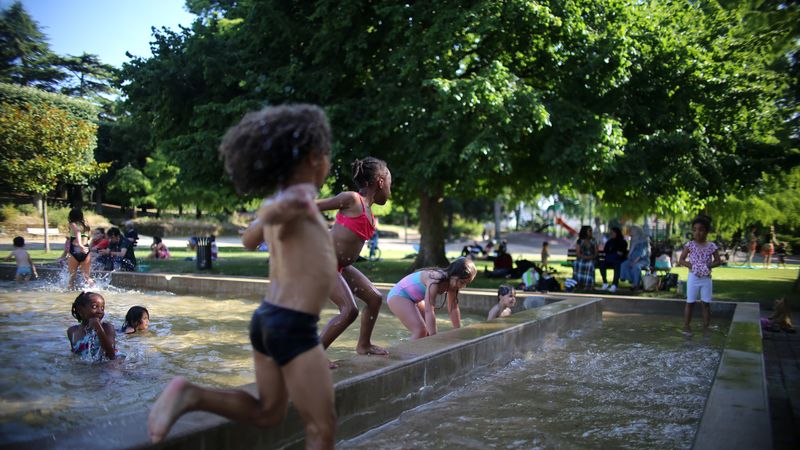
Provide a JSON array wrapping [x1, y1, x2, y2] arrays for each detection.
[[316, 191, 356, 212]]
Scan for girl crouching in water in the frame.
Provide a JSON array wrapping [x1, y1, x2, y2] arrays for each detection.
[[387, 257, 477, 339], [148, 104, 337, 448], [67, 291, 117, 361]]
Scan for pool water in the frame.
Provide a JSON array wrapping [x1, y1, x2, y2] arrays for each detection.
[[341, 312, 728, 449], [0, 281, 481, 445]]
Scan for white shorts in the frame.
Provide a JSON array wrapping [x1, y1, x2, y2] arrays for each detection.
[[687, 272, 712, 303]]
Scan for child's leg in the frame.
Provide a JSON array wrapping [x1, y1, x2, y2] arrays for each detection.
[[66, 256, 79, 289], [699, 278, 713, 329], [387, 297, 427, 339], [342, 266, 388, 355], [684, 302, 694, 330], [319, 274, 358, 349], [81, 256, 94, 286], [148, 351, 288, 443], [701, 302, 711, 329], [281, 345, 336, 449]]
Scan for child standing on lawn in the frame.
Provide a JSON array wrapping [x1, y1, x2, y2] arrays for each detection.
[[678, 216, 722, 333], [148, 104, 337, 448]]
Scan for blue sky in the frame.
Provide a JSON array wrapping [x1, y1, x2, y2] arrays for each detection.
[[1, 0, 197, 67]]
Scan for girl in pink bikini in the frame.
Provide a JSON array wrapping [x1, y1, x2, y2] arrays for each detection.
[[316, 157, 392, 359]]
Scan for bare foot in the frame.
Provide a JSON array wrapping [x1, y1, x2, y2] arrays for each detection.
[[356, 344, 389, 356], [148, 376, 193, 443]]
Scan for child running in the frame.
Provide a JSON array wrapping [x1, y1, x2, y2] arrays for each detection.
[[6, 236, 37, 282], [67, 291, 117, 361], [487, 285, 516, 320], [148, 104, 337, 448], [66, 208, 94, 289], [316, 157, 391, 358], [387, 257, 477, 339], [678, 216, 722, 333], [121, 306, 150, 334]]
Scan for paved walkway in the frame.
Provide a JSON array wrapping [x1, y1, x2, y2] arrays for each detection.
[[762, 311, 800, 449]]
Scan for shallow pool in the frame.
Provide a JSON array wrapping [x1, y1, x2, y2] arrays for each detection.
[[341, 312, 728, 449], [0, 280, 482, 445]]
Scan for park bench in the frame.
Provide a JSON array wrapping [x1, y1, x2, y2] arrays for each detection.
[[26, 227, 62, 236]]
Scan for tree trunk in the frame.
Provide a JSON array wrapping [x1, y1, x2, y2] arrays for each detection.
[[196, 207, 202, 219], [413, 188, 448, 269], [493, 198, 502, 240], [178, 205, 184, 216], [68, 185, 84, 210], [42, 196, 50, 253], [95, 188, 103, 214]]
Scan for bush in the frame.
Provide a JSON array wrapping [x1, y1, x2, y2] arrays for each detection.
[[126, 217, 241, 237]]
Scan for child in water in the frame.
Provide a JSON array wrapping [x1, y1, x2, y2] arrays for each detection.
[[148, 104, 337, 447], [122, 306, 150, 334], [6, 236, 37, 282], [67, 291, 117, 361], [387, 257, 477, 339], [316, 156, 391, 358], [487, 285, 516, 320], [678, 216, 722, 333]]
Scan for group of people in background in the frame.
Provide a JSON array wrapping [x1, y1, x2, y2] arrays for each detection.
[[746, 225, 786, 268]]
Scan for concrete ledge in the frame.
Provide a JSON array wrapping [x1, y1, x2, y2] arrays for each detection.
[[693, 301, 770, 450]]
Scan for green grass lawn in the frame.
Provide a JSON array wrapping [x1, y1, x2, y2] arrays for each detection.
[[24, 247, 799, 310]]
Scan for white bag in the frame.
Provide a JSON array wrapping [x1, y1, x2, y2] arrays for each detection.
[[643, 273, 659, 291]]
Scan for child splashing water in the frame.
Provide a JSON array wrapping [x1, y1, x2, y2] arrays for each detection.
[[678, 216, 722, 334], [316, 157, 391, 359], [67, 291, 117, 361], [148, 104, 337, 447], [66, 208, 94, 289], [387, 257, 477, 339]]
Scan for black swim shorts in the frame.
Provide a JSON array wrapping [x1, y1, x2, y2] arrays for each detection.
[[249, 301, 320, 366]]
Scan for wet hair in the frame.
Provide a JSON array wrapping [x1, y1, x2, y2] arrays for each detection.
[[68, 208, 88, 232], [692, 215, 712, 233], [578, 225, 592, 240], [107, 227, 122, 238], [71, 291, 104, 323], [497, 284, 515, 299], [424, 257, 477, 308], [13, 236, 24, 247], [122, 306, 149, 331], [352, 156, 388, 189], [219, 104, 332, 195]]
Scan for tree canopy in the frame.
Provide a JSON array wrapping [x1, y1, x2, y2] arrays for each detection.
[[116, 0, 799, 266]]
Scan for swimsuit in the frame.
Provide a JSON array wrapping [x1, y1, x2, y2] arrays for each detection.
[[387, 272, 428, 303], [16, 266, 32, 277], [334, 194, 376, 272], [69, 228, 89, 263], [70, 328, 105, 362], [249, 301, 320, 366], [335, 195, 375, 241]]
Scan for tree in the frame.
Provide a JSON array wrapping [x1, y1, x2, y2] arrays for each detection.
[[143, 149, 180, 216], [0, 83, 107, 250], [0, 1, 65, 91], [108, 164, 153, 218]]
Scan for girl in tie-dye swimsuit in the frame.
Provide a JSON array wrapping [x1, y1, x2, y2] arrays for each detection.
[[387, 257, 477, 340], [66, 292, 117, 362]]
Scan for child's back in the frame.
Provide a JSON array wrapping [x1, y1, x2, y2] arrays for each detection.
[[263, 186, 336, 315]]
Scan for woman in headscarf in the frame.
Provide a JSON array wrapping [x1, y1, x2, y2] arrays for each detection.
[[619, 225, 651, 290]]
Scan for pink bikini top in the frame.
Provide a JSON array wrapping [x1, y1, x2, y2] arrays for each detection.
[[335, 194, 375, 241]]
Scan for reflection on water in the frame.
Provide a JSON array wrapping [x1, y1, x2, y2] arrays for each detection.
[[0, 280, 479, 444], [342, 312, 728, 450]]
